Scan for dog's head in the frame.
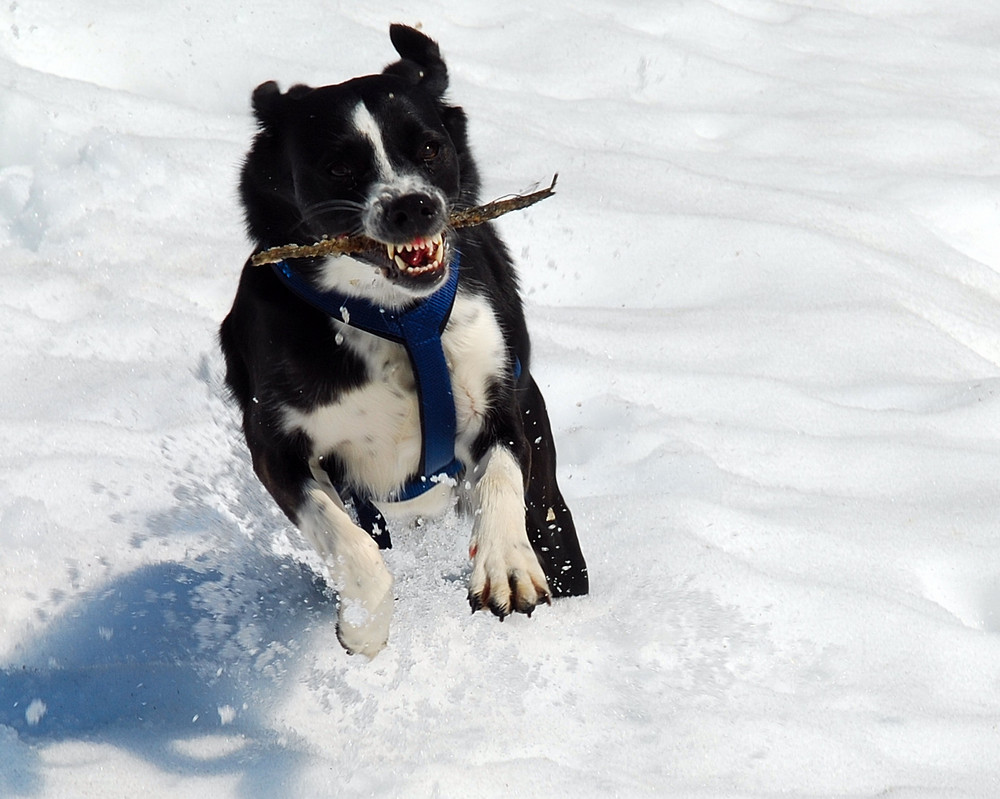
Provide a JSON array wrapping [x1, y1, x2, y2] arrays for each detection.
[[240, 25, 480, 306]]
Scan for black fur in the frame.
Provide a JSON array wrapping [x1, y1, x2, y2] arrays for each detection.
[[220, 25, 588, 637]]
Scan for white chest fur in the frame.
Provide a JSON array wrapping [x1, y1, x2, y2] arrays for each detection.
[[281, 290, 507, 501]]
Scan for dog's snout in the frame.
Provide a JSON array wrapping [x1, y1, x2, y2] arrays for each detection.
[[382, 193, 445, 240]]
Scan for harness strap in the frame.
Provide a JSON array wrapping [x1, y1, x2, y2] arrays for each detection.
[[271, 255, 463, 546]]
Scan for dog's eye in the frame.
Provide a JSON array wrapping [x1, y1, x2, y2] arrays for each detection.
[[420, 140, 441, 162], [328, 161, 352, 179]]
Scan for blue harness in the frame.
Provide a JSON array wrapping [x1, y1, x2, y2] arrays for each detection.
[[271, 254, 464, 547]]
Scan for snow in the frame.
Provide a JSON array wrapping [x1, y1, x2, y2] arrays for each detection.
[[3, 0, 1000, 796]]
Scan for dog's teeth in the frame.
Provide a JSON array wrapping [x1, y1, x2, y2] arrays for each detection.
[[387, 233, 447, 276]]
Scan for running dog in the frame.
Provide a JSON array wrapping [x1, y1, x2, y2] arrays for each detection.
[[220, 25, 588, 657]]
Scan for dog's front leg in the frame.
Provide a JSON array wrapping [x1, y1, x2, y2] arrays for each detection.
[[297, 480, 394, 658], [468, 446, 551, 618]]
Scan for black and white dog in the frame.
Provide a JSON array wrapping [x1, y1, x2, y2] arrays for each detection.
[[220, 25, 588, 657]]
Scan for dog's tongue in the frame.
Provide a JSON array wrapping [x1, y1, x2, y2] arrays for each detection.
[[398, 241, 432, 267], [399, 247, 428, 267]]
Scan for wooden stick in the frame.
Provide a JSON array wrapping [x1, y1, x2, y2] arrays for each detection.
[[250, 174, 558, 267], [448, 173, 558, 228]]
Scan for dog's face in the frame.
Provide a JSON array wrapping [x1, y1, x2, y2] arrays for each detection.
[[241, 26, 478, 306]]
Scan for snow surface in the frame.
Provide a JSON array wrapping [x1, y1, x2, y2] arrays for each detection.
[[3, 1, 1000, 796]]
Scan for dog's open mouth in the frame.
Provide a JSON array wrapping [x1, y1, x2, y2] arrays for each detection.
[[382, 232, 446, 284]]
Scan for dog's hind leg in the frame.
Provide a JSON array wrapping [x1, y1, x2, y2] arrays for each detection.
[[519, 374, 589, 598]]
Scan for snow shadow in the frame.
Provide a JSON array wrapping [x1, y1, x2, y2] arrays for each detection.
[[0, 553, 334, 797]]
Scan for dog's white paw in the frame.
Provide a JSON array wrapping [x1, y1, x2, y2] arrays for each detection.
[[333, 546, 394, 657], [298, 487, 395, 658], [335, 575, 394, 658], [467, 532, 551, 619], [467, 446, 551, 619]]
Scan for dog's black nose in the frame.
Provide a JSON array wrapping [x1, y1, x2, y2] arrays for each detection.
[[384, 193, 445, 240]]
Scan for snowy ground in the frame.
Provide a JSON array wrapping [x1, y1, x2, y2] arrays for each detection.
[[3, 1, 1000, 796]]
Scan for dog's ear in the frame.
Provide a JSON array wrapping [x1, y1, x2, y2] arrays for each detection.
[[251, 81, 283, 130], [384, 24, 448, 97], [251, 81, 314, 130]]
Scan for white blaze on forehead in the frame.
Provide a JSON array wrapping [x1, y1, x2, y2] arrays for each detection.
[[351, 101, 396, 181]]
